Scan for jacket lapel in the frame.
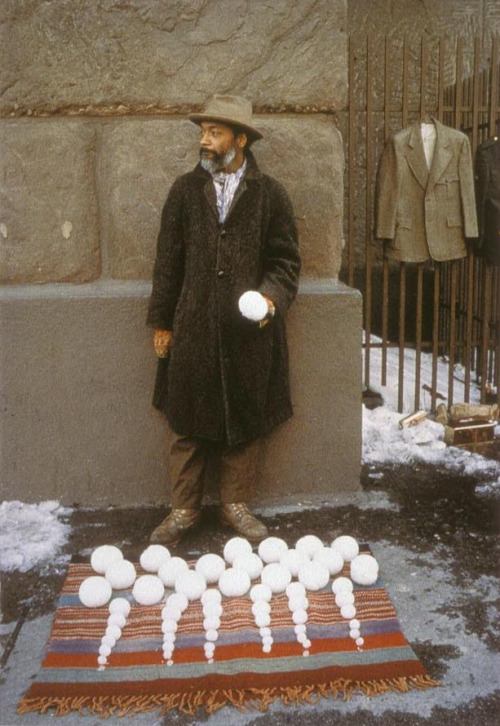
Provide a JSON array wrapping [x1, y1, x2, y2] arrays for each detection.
[[203, 178, 219, 221], [426, 119, 453, 191], [405, 122, 429, 190]]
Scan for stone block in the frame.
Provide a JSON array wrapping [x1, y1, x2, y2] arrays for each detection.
[[0, 120, 100, 283], [100, 115, 344, 280], [0, 0, 347, 115], [0, 279, 361, 505]]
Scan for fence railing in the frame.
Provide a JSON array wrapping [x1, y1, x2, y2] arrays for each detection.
[[342, 34, 500, 413]]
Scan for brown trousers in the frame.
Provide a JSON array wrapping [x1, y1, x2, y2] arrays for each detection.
[[167, 424, 262, 509]]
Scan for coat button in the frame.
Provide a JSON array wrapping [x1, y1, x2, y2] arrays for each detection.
[[217, 270, 225, 278], [220, 230, 227, 237]]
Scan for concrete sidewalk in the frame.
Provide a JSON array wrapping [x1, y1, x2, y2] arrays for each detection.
[[1, 462, 499, 726]]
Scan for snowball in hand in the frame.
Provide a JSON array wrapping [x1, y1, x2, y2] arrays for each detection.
[[238, 291, 269, 321]]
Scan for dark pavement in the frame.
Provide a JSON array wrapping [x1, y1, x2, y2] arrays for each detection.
[[1, 460, 499, 725]]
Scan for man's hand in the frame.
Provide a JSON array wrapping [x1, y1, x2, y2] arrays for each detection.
[[259, 295, 275, 329], [154, 329, 173, 358]]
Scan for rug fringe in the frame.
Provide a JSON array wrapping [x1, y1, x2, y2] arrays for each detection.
[[17, 675, 442, 717]]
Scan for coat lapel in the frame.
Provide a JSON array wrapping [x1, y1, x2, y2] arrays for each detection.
[[426, 119, 453, 191], [203, 178, 219, 221], [405, 122, 430, 190]]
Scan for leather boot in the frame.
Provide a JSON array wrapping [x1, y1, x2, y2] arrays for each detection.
[[220, 503, 268, 542], [150, 508, 201, 545]]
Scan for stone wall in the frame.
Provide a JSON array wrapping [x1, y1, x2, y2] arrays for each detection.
[[0, 0, 363, 505]]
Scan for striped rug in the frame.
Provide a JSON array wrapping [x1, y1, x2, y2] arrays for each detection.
[[18, 556, 440, 717]]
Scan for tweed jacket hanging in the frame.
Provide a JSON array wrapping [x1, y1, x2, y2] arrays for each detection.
[[375, 119, 478, 262]]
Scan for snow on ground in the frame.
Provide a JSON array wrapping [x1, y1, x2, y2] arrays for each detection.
[[0, 500, 72, 573], [363, 336, 500, 496]]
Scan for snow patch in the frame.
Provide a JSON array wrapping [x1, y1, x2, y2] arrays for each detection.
[[0, 500, 72, 573], [363, 337, 500, 496]]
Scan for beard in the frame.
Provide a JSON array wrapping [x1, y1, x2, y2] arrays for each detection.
[[199, 146, 237, 173]]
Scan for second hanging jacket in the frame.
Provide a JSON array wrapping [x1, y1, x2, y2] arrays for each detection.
[[375, 118, 478, 262]]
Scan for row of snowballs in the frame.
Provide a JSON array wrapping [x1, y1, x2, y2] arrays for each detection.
[[78, 534, 379, 667]]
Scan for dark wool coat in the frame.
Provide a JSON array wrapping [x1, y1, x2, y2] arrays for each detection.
[[475, 137, 500, 265], [147, 151, 301, 446]]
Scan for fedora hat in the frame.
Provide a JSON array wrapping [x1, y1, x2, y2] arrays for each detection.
[[189, 94, 263, 141]]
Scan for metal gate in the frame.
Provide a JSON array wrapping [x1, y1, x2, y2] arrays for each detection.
[[342, 35, 500, 413]]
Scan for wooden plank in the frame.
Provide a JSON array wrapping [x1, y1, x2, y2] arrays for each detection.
[[420, 36, 428, 118], [489, 36, 499, 137], [471, 35, 481, 156], [402, 36, 409, 127], [382, 258, 389, 387], [438, 36, 445, 121], [480, 265, 492, 403], [454, 36, 463, 130], [464, 252, 474, 402]]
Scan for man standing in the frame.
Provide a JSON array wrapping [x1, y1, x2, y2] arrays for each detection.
[[147, 95, 300, 545]]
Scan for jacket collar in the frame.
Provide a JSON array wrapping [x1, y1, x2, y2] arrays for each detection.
[[406, 118, 453, 190]]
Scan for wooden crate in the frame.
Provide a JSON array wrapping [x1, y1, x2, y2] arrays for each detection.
[[444, 421, 496, 448]]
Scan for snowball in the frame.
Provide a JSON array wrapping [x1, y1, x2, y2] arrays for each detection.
[[132, 575, 165, 606], [203, 616, 221, 630], [203, 602, 223, 617], [262, 635, 273, 646], [161, 619, 177, 634], [303, 639, 312, 649], [297, 632, 308, 644], [340, 604, 357, 619], [350, 554, 379, 586], [313, 547, 344, 575], [105, 560, 136, 590], [201, 589, 222, 606], [166, 592, 189, 613], [195, 554, 226, 584], [79, 576, 112, 608], [109, 598, 131, 617], [279, 549, 310, 577], [238, 290, 269, 321], [252, 601, 271, 616], [90, 546, 123, 575], [175, 570, 207, 601], [218, 567, 251, 597], [204, 642, 215, 653], [250, 583, 273, 603], [295, 535, 324, 559], [108, 612, 126, 628], [162, 605, 181, 622], [139, 545, 170, 573], [258, 537, 288, 564], [101, 634, 116, 648], [294, 624, 307, 635], [349, 628, 361, 639], [158, 557, 189, 588], [162, 631, 176, 643], [349, 618, 360, 629], [261, 563, 292, 593], [286, 582, 306, 599], [97, 655, 108, 665], [292, 609, 308, 625], [263, 644, 272, 653], [205, 629, 219, 642], [223, 537, 252, 565], [232, 552, 263, 580], [331, 536, 359, 562], [331, 577, 353, 595], [255, 612, 271, 628], [260, 627, 272, 637], [106, 624, 122, 640], [335, 591, 355, 608], [356, 637, 364, 647], [288, 596, 308, 612], [298, 561, 330, 591], [99, 644, 111, 657]]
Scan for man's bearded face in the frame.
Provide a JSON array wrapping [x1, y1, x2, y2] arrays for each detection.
[[199, 122, 239, 173]]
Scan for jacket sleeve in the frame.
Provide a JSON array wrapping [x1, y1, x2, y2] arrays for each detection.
[[474, 144, 489, 245], [459, 135, 479, 239], [375, 137, 398, 240], [146, 178, 186, 330], [258, 180, 301, 317]]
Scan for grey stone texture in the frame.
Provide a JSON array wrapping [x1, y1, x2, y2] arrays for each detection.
[[0, 120, 100, 283], [0, 0, 347, 116], [100, 115, 344, 280], [0, 280, 362, 505]]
